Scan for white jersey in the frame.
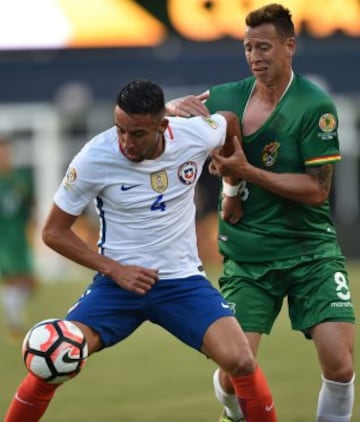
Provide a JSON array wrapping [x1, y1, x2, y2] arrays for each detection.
[[54, 114, 226, 278]]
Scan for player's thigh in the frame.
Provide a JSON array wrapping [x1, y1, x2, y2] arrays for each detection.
[[201, 316, 255, 375], [287, 257, 355, 335], [65, 273, 146, 348], [219, 259, 285, 334], [149, 276, 234, 351]]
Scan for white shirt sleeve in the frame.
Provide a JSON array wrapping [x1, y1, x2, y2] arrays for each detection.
[[189, 114, 227, 153], [54, 141, 105, 216]]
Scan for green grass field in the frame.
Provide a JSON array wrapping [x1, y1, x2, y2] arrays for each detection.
[[1, 262, 359, 421]]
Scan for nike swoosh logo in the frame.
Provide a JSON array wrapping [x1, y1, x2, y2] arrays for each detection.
[[265, 402, 275, 412], [15, 392, 34, 406], [121, 184, 140, 191], [221, 302, 230, 309], [62, 351, 83, 364]]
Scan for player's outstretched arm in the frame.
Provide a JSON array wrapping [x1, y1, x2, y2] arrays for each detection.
[[212, 136, 333, 206], [165, 92, 210, 117]]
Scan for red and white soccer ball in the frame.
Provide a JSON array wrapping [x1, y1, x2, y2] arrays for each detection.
[[22, 319, 88, 384]]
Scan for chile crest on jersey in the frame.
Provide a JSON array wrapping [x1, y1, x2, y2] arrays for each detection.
[[178, 161, 198, 185]]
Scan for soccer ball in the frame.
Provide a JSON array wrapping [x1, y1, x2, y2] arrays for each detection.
[[22, 319, 88, 384]]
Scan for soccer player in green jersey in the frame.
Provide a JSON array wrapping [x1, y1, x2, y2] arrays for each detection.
[[166, 3, 356, 422], [0, 137, 36, 340]]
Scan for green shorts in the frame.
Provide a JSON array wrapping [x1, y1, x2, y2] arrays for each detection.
[[219, 254, 356, 337], [0, 243, 33, 278]]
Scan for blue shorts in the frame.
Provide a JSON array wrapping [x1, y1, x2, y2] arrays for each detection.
[[65, 273, 233, 351]]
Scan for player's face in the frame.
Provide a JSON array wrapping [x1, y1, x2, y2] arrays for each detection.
[[243, 23, 295, 86], [114, 106, 168, 162]]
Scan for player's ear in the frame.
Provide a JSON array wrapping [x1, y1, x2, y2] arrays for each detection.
[[159, 117, 169, 133], [286, 37, 296, 58]]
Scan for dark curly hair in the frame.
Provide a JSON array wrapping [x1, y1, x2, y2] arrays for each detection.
[[116, 80, 165, 117]]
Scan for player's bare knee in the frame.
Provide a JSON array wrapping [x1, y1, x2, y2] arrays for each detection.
[[71, 321, 103, 354], [323, 362, 355, 383], [222, 348, 256, 377]]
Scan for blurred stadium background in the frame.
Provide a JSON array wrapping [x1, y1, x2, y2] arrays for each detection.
[[0, 0, 359, 277], [0, 1, 359, 420]]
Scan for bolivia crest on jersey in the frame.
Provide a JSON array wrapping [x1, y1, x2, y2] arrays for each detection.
[[151, 170, 168, 193], [262, 142, 280, 167], [178, 161, 197, 185]]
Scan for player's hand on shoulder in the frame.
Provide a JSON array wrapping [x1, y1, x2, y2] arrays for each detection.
[[111, 265, 159, 295], [165, 92, 210, 117], [221, 196, 244, 224]]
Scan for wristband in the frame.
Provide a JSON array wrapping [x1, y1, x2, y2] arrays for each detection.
[[222, 181, 241, 197]]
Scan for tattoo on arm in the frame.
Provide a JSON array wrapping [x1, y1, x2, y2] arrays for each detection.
[[306, 164, 333, 194]]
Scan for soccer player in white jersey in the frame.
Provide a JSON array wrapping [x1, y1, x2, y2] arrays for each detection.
[[5, 80, 277, 422]]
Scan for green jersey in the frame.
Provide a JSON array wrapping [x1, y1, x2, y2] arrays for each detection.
[[0, 168, 34, 275], [206, 74, 343, 262]]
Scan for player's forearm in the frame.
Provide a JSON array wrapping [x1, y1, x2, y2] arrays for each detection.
[[245, 166, 329, 205], [42, 227, 116, 276], [165, 93, 210, 117], [220, 113, 242, 159]]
